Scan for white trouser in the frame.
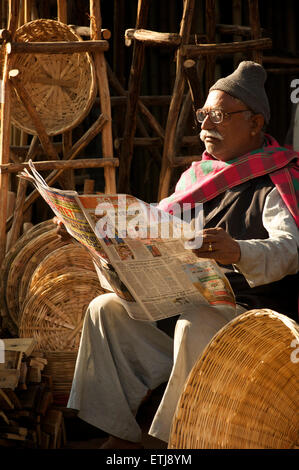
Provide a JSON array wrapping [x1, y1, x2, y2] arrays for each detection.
[[67, 293, 242, 443]]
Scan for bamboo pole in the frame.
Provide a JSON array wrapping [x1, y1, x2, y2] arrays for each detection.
[[57, 4, 74, 191], [182, 38, 272, 57], [117, 0, 150, 194], [90, 0, 116, 194], [18, 0, 24, 27], [183, 59, 204, 112], [24, 0, 31, 23], [57, 0, 67, 24], [248, 0, 263, 64], [6, 135, 39, 250], [232, 0, 243, 69], [61, 130, 75, 189], [125, 28, 182, 47], [11, 39, 109, 54], [6, 113, 109, 230], [0, 0, 19, 264], [68, 25, 111, 39], [83, 179, 95, 194], [1, 158, 119, 174], [205, 0, 216, 94], [158, 0, 195, 200]]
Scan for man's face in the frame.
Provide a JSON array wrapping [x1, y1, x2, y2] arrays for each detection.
[[199, 90, 258, 161]]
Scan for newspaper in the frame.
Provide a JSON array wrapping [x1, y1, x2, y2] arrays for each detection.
[[18, 161, 236, 322]]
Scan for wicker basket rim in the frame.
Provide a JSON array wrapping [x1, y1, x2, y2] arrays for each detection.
[[7, 19, 97, 136], [169, 309, 299, 449]]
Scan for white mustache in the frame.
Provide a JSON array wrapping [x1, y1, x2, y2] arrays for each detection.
[[200, 129, 224, 141]]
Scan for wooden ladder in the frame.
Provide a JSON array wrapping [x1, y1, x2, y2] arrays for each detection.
[[0, 0, 117, 265], [117, 0, 272, 200]]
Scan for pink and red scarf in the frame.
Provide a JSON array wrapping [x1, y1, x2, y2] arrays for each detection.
[[159, 135, 299, 229]]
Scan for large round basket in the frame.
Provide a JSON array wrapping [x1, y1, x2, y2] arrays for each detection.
[[19, 271, 104, 351], [28, 243, 96, 292], [5, 228, 69, 327], [168, 309, 299, 449], [0, 220, 57, 334], [8, 19, 97, 136]]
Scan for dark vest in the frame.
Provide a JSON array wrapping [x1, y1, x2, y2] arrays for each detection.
[[202, 175, 299, 321]]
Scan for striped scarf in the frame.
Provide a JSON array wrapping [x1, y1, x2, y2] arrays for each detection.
[[159, 135, 299, 228]]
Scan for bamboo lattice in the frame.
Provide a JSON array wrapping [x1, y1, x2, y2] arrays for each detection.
[[6, 19, 97, 135], [168, 309, 299, 449]]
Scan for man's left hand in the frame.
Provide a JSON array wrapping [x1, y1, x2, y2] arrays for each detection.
[[191, 227, 241, 265]]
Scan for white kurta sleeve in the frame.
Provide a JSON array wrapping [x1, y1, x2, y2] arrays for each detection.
[[234, 187, 299, 287]]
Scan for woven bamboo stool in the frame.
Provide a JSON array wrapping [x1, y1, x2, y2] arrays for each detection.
[[168, 309, 299, 449]]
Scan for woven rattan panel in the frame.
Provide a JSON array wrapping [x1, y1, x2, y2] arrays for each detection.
[[8, 19, 96, 135], [168, 309, 299, 449]]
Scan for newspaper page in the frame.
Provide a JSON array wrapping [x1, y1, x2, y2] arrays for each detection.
[[76, 193, 236, 321], [19, 161, 236, 322]]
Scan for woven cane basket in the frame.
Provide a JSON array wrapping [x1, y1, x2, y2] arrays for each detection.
[[168, 309, 299, 449], [7, 19, 96, 135], [43, 351, 78, 406], [5, 228, 69, 327], [19, 271, 104, 351], [0, 220, 56, 334], [28, 244, 96, 292]]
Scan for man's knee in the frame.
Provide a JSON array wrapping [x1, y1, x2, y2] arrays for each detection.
[[174, 307, 229, 362], [87, 293, 127, 326]]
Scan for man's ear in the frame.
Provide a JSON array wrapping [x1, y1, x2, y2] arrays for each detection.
[[250, 113, 265, 133]]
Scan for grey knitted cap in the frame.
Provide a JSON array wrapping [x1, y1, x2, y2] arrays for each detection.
[[209, 61, 270, 124]]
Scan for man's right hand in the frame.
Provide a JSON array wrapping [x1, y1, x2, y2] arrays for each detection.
[[52, 216, 73, 243]]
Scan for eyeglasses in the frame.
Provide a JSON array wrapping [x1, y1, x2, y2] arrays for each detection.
[[196, 108, 250, 124]]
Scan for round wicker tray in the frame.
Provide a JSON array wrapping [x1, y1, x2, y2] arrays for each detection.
[[18, 235, 74, 311], [8, 19, 97, 136], [0, 220, 55, 334], [168, 309, 299, 449], [5, 228, 69, 327], [19, 271, 104, 351], [28, 243, 96, 292]]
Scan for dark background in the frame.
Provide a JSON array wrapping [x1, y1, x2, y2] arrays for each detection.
[[22, 1, 299, 207]]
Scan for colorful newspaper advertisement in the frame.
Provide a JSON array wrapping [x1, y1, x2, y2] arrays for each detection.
[[18, 161, 236, 321]]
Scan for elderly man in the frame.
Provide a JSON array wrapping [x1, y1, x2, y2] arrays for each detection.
[[65, 61, 299, 448]]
